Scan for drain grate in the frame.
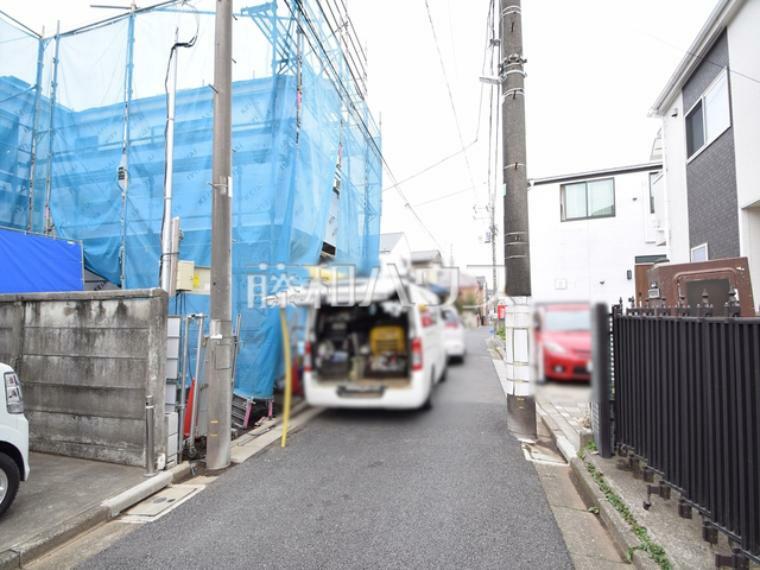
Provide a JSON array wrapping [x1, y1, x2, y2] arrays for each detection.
[[120, 484, 206, 523]]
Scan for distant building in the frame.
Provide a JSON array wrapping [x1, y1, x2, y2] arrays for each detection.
[[379, 232, 412, 276], [529, 162, 667, 307], [650, 0, 760, 305], [410, 249, 444, 285]]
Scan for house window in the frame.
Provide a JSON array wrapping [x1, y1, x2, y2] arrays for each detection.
[[560, 178, 615, 221], [691, 242, 709, 262], [685, 69, 731, 159]]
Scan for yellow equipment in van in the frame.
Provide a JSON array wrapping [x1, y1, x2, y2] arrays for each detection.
[[370, 325, 405, 355]]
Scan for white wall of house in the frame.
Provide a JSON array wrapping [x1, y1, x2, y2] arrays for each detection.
[[727, 0, 760, 303], [661, 92, 691, 264], [379, 234, 412, 277], [529, 168, 668, 308]]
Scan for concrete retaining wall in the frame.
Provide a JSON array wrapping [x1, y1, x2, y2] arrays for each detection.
[[0, 289, 167, 466]]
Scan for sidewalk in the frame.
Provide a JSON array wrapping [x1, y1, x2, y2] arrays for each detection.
[[0, 402, 320, 569], [533, 365, 743, 568], [0, 452, 151, 567], [487, 338, 626, 569]]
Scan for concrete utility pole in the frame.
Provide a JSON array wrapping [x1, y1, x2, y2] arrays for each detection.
[[206, 0, 234, 471], [500, 0, 536, 441]]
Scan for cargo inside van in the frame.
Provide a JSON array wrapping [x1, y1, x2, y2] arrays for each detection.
[[312, 300, 413, 386]]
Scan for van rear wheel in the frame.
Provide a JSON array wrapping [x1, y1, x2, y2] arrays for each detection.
[[0, 452, 21, 517]]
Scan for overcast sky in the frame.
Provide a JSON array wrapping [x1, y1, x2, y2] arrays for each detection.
[[3, 0, 718, 287]]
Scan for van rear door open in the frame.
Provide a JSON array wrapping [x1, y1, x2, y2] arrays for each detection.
[[313, 302, 412, 390]]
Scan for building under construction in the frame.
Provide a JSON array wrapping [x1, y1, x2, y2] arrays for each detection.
[[0, 0, 382, 402]]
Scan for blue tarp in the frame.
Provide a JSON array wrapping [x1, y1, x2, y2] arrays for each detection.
[[0, 228, 83, 293], [0, 1, 382, 399]]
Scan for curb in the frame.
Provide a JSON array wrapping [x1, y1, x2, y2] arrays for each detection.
[[569, 456, 658, 569], [231, 405, 323, 464], [0, 404, 319, 569], [0, 460, 195, 570], [0, 506, 107, 570], [536, 402, 657, 569], [535, 402, 578, 463]]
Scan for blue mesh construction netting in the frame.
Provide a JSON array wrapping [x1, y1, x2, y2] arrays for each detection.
[[0, 1, 382, 399]]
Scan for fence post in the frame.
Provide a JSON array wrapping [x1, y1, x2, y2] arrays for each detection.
[[591, 302, 613, 458]]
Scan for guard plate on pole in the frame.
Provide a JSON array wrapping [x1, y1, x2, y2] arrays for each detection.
[[590, 302, 613, 457]]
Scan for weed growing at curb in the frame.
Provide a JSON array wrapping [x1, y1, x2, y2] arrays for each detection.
[[578, 442, 672, 570]]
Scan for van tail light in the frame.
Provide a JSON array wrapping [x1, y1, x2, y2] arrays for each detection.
[[411, 337, 423, 371], [4, 371, 24, 414], [303, 340, 313, 372], [445, 321, 459, 329]]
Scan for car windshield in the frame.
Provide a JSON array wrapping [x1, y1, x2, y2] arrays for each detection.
[[543, 309, 590, 332]]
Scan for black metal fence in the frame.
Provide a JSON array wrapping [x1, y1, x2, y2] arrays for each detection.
[[612, 304, 760, 566]]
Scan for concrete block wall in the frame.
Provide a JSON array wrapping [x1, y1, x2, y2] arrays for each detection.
[[0, 289, 167, 467]]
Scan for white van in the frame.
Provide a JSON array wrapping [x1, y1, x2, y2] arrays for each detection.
[[1, 363, 29, 516], [303, 278, 447, 410]]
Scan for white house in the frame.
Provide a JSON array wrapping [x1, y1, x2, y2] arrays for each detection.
[[650, 0, 760, 305], [410, 249, 444, 285], [379, 232, 412, 276], [529, 162, 668, 307]]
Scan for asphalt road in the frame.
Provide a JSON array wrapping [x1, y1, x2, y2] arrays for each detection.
[[82, 328, 572, 569]]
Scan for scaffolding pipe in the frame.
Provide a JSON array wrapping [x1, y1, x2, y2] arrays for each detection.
[[177, 315, 191, 459], [160, 28, 180, 293], [43, 22, 60, 236], [27, 31, 45, 232], [119, 4, 136, 288]]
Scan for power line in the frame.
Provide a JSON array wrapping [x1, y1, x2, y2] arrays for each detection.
[[285, 0, 445, 252], [381, 140, 478, 193], [412, 184, 481, 208], [641, 29, 760, 88], [423, 0, 478, 206], [379, 2, 497, 198]]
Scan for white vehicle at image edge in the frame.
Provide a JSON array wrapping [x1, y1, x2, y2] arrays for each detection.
[[0, 362, 29, 517], [441, 306, 466, 363], [303, 278, 447, 410]]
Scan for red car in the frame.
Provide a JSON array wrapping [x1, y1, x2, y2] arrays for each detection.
[[535, 303, 591, 382]]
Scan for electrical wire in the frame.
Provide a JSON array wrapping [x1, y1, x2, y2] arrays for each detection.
[[379, 1, 493, 199], [423, 0, 478, 205], [412, 184, 482, 208], [285, 0, 445, 252], [641, 29, 760, 89], [485, 0, 497, 208], [381, 140, 478, 194], [376, 1, 494, 198]]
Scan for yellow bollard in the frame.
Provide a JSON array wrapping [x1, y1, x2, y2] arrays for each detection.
[[279, 307, 292, 448]]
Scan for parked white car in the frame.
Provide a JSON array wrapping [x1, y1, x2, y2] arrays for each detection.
[[441, 306, 466, 363], [303, 278, 447, 410], [1, 363, 29, 516]]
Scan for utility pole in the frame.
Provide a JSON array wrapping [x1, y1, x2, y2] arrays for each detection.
[[206, 0, 233, 471], [500, 0, 536, 441], [488, 82, 499, 304]]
